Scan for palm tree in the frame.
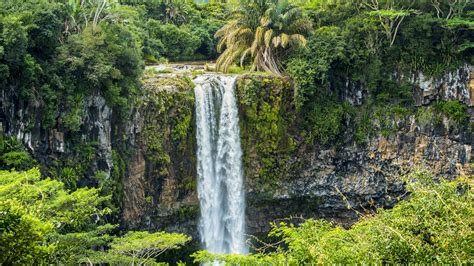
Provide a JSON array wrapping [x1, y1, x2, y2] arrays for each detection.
[[215, 0, 311, 75], [63, 0, 112, 35], [164, 1, 189, 25]]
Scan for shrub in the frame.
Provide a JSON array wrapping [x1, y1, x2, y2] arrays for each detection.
[[304, 101, 352, 145], [0, 168, 111, 264], [434, 100, 468, 124], [0, 136, 36, 170], [1, 151, 35, 171], [147, 21, 201, 61]]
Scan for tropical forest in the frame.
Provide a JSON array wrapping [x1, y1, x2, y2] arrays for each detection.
[[0, 0, 473, 264]]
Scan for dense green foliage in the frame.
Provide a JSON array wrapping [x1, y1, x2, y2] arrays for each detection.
[[0, 0, 227, 210], [110, 231, 190, 262], [85, 231, 191, 265], [130, 0, 228, 61], [0, 0, 227, 134], [434, 99, 469, 123], [0, 136, 37, 170], [0, 168, 110, 264], [0, 168, 190, 264], [281, 0, 473, 145], [193, 170, 473, 264], [0, 0, 144, 127], [291, 0, 472, 97]]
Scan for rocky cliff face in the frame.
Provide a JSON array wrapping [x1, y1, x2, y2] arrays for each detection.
[[121, 75, 198, 235], [242, 67, 474, 234], [1, 66, 473, 239], [341, 65, 474, 107], [245, 117, 473, 233], [0, 86, 115, 185]]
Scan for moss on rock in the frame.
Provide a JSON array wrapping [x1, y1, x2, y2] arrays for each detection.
[[236, 74, 296, 189], [139, 74, 197, 206]]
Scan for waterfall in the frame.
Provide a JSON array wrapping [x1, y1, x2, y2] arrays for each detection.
[[194, 74, 247, 255]]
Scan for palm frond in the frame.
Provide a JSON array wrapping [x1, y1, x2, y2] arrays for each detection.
[[214, 0, 312, 74], [264, 29, 274, 48], [290, 34, 307, 47], [240, 47, 252, 67], [272, 35, 281, 48], [281, 33, 289, 48], [254, 26, 265, 45]]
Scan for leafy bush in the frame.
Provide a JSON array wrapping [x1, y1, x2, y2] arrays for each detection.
[[103, 231, 190, 264], [0, 200, 53, 265], [286, 26, 346, 110], [0, 136, 36, 170], [147, 20, 201, 61], [0, 151, 35, 171], [304, 100, 352, 145], [136, 1, 228, 61], [434, 100, 468, 124], [58, 22, 143, 120], [0, 168, 111, 264]]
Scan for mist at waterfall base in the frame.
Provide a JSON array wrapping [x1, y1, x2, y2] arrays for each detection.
[[194, 75, 248, 255]]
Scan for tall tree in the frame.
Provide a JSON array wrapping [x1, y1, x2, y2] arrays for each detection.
[[215, 0, 312, 75], [431, 0, 471, 20], [362, 0, 417, 47]]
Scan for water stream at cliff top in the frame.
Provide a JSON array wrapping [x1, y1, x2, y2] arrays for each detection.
[[194, 74, 247, 255]]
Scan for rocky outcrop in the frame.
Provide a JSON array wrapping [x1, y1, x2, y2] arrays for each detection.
[[121, 75, 198, 237], [341, 79, 368, 106], [413, 65, 472, 106], [119, 69, 472, 238], [340, 65, 473, 107], [0, 85, 115, 183], [237, 70, 473, 234]]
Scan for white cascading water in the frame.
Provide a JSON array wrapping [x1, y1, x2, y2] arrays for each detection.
[[194, 74, 248, 255]]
